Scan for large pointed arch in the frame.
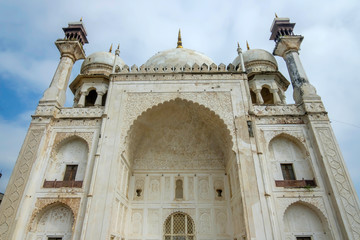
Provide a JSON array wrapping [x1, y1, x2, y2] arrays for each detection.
[[124, 98, 234, 170]]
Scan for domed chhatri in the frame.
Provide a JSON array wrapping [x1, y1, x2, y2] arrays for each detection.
[[81, 51, 125, 76], [233, 48, 278, 73]]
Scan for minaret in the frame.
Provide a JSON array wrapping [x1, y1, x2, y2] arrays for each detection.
[[270, 16, 360, 240], [39, 20, 88, 107], [236, 42, 245, 72], [270, 16, 320, 103]]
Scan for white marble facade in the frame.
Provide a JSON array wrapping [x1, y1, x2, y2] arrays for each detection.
[[1, 19, 360, 240]]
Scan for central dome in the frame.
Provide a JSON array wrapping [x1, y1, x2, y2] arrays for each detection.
[[143, 48, 214, 67]]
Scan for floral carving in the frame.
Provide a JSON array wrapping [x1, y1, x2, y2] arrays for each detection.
[[58, 107, 104, 118], [252, 105, 304, 116]]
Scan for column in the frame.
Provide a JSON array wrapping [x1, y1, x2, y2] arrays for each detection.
[[40, 40, 85, 107], [273, 36, 320, 104]]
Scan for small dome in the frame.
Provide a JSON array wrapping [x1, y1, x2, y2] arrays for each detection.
[[232, 49, 278, 73], [81, 51, 125, 76], [143, 48, 214, 68]]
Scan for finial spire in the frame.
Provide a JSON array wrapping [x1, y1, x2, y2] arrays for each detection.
[[275, 13, 278, 18], [177, 29, 183, 48], [109, 43, 113, 53], [246, 41, 250, 50], [115, 43, 120, 56], [80, 17, 83, 22], [237, 42, 242, 55]]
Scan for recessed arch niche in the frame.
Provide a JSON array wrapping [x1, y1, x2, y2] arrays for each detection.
[[27, 203, 74, 240], [125, 98, 234, 171], [45, 136, 89, 181], [283, 202, 332, 239], [269, 135, 314, 181]]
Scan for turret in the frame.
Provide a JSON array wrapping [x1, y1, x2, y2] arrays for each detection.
[[270, 16, 320, 104], [39, 20, 88, 107]]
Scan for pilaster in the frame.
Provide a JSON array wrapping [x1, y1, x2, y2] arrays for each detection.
[[303, 101, 360, 239], [0, 124, 47, 239]]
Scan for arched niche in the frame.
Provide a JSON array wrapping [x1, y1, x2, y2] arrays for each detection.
[[269, 135, 314, 183], [283, 202, 332, 239], [27, 203, 74, 240], [85, 89, 97, 107], [250, 90, 257, 104], [45, 136, 89, 182], [125, 98, 233, 171], [260, 85, 274, 104]]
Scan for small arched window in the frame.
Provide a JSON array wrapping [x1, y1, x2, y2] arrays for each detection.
[[261, 87, 274, 104], [175, 179, 183, 199], [102, 92, 107, 106], [164, 213, 195, 240], [250, 90, 257, 104], [85, 90, 97, 107]]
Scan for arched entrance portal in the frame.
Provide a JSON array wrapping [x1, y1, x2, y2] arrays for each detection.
[[113, 99, 242, 239], [164, 212, 195, 240]]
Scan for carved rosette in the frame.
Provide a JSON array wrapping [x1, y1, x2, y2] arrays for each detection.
[[0, 128, 44, 239]]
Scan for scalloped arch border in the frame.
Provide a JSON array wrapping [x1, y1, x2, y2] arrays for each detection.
[[28, 200, 78, 233], [282, 200, 330, 233], [51, 133, 92, 160], [267, 132, 309, 157], [126, 97, 232, 142], [124, 97, 234, 168]]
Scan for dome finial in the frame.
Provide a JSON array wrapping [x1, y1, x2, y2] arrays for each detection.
[[177, 29, 183, 48], [275, 13, 278, 18], [246, 41, 250, 50], [109, 43, 113, 53]]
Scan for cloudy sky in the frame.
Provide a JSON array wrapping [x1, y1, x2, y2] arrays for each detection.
[[0, 0, 359, 199]]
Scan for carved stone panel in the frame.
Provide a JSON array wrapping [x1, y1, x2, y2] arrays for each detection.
[[198, 208, 211, 235], [215, 208, 228, 235], [316, 127, 360, 239], [131, 209, 143, 236], [0, 128, 44, 239], [148, 177, 161, 201], [164, 177, 171, 201], [134, 177, 145, 201], [147, 209, 160, 235], [188, 177, 194, 201], [198, 177, 210, 201]]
